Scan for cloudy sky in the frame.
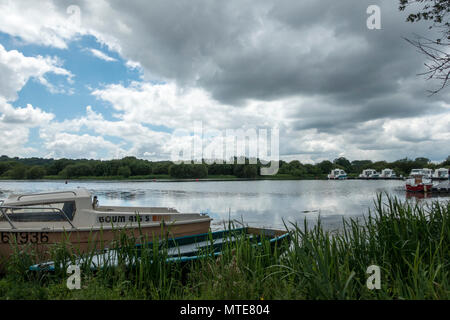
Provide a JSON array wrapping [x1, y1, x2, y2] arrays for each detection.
[[0, 0, 448, 163]]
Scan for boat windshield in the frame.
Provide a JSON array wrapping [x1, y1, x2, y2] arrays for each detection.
[[0, 201, 76, 222]]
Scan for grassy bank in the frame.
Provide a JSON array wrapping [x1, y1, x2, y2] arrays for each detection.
[[0, 195, 448, 300]]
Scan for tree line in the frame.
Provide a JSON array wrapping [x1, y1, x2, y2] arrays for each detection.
[[0, 155, 448, 180]]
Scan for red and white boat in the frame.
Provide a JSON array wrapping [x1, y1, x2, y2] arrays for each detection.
[[405, 174, 433, 192]]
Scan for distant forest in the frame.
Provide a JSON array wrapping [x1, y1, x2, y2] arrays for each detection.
[[0, 155, 449, 180]]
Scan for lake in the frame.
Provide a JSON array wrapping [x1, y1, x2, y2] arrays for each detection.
[[0, 180, 448, 230]]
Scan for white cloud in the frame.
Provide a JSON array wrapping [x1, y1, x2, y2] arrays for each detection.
[[0, 0, 83, 49], [91, 81, 274, 130], [43, 132, 126, 160], [125, 60, 141, 70], [0, 121, 36, 157], [0, 44, 73, 101], [0, 99, 54, 125], [39, 105, 173, 160], [88, 48, 117, 62], [0, 97, 54, 157], [0, 0, 448, 162]]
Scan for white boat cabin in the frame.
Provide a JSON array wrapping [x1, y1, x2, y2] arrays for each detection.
[[328, 169, 347, 180], [380, 169, 396, 178], [0, 188, 210, 232], [433, 168, 449, 179], [421, 168, 434, 179], [359, 169, 379, 178]]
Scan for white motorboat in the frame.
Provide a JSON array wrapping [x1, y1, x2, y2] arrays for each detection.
[[0, 188, 212, 268], [327, 169, 347, 180], [432, 168, 449, 180], [380, 168, 397, 179], [359, 169, 380, 179], [410, 168, 433, 179]]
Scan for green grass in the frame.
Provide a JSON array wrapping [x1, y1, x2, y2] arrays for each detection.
[[0, 194, 448, 300]]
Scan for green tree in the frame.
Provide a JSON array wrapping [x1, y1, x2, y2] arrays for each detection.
[[169, 163, 208, 179], [304, 164, 321, 175], [153, 162, 171, 174], [0, 162, 14, 176], [415, 157, 430, 166], [317, 160, 334, 174], [207, 163, 234, 175], [92, 162, 108, 176], [26, 166, 46, 179], [47, 159, 75, 175], [333, 157, 351, 171], [191, 164, 208, 178], [117, 166, 131, 178], [243, 165, 258, 178], [59, 164, 93, 178], [169, 163, 187, 178], [277, 160, 290, 174], [350, 160, 373, 173], [7, 165, 27, 179], [291, 167, 307, 177], [442, 155, 450, 166]]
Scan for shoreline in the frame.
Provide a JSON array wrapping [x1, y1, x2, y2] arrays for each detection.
[[0, 176, 408, 183]]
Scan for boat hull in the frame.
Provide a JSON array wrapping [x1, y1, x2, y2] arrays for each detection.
[[0, 219, 211, 270], [29, 227, 291, 271], [405, 183, 433, 192]]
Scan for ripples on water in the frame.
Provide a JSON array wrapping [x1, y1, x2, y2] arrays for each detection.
[[0, 180, 448, 231]]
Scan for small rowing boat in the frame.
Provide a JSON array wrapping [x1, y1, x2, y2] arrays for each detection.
[[29, 227, 291, 271]]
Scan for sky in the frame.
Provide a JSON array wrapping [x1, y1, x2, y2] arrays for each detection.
[[0, 0, 448, 163]]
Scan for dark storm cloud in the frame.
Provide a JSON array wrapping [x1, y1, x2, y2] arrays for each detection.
[[47, 0, 449, 161], [75, 0, 448, 112], [290, 93, 446, 133]]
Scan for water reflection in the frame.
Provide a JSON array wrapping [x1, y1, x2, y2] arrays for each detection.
[[0, 180, 448, 231], [405, 192, 432, 200]]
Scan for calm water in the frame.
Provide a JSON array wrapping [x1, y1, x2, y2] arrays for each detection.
[[0, 180, 448, 230]]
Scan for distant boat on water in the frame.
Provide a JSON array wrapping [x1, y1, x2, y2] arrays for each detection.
[[432, 168, 449, 180], [328, 169, 347, 180], [409, 168, 433, 179], [380, 168, 397, 179], [405, 173, 433, 193], [359, 169, 379, 179]]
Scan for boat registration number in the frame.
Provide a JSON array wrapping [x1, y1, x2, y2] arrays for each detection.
[[97, 215, 161, 223], [0, 232, 49, 244]]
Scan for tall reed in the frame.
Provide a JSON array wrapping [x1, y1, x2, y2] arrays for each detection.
[[1, 194, 448, 299]]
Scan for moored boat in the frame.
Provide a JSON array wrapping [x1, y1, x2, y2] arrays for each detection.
[[409, 168, 433, 179], [405, 174, 433, 193], [359, 169, 379, 179], [328, 169, 347, 180], [421, 168, 434, 179], [380, 168, 397, 179], [29, 227, 291, 271], [432, 168, 449, 180], [0, 188, 212, 268]]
